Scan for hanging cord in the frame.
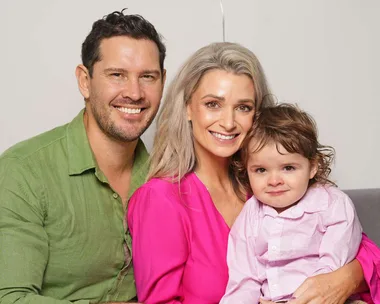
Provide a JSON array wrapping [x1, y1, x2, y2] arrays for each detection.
[[220, 0, 225, 41]]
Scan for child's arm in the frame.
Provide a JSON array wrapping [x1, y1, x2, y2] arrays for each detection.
[[220, 198, 261, 304], [313, 189, 362, 275]]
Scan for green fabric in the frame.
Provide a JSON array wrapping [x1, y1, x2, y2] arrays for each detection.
[[0, 110, 149, 304]]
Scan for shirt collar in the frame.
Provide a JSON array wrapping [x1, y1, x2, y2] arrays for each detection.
[[262, 186, 329, 219], [67, 109, 96, 175], [66, 109, 149, 183], [127, 140, 149, 199]]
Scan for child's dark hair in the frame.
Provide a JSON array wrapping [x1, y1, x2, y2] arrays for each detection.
[[234, 103, 336, 195]]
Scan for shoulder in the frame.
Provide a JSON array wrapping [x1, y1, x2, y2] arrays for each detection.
[[321, 185, 354, 207], [129, 177, 183, 213], [1, 123, 68, 164], [304, 185, 353, 208], [0, 123, 69, 188], [133, 173, 201, 198], [128, 173, 202, 216], [309, 185, 357, 224], [132, 177, 179, 197], [128, 177, 193, 231]]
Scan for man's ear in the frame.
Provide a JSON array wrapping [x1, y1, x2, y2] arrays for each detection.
[[75, 64, 91, 99]]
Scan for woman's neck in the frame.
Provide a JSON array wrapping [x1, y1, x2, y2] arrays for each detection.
[[194, 149, 231, 193], [194, 149, 244, 228]]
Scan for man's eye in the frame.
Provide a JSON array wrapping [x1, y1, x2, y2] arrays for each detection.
[[142, 74, 155, 80], [111, 73, 122, 78]]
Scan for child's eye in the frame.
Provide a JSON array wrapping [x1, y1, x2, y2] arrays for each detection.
[[255, 168, 266, 173], [284, 166, 295, 171]]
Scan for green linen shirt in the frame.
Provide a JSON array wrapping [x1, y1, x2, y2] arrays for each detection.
[[0, 110, 149, 304]]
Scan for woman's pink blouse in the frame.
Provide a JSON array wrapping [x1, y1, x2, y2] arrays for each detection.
[[127, 173, 379, 303]]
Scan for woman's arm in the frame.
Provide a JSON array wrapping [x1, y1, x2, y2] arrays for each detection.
[[290, 259, 365, 304], [259, 253, 365, 304], [261, 233, 380, 304], [128, 184, 190, 304]]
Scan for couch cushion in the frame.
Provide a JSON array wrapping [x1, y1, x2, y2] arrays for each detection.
[[344, 188, 380, 246]]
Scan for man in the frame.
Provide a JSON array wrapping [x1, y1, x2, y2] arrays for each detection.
[[0, 10, 166, 303]]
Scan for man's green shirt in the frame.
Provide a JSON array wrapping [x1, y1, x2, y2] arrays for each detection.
[[0, 110, 149, 303]]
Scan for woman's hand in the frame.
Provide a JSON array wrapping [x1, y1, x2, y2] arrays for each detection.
[[260, 259, 366, 304]]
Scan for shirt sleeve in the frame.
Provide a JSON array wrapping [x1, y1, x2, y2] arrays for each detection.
[[127, 183, 190, 304], [0, 158, 88, 304], [220, 198, 261, 304], [355, 233, 380, 303], [313, 191, 363, 275]]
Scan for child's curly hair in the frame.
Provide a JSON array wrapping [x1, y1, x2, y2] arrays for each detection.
[[232, 103, 336, 196]]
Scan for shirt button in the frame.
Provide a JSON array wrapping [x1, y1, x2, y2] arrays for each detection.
[[113, 193, 119, 199], [271, 245, 277, 251]]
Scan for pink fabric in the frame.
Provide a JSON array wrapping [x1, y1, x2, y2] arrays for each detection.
[[128, 174, 380, 303], [221, 186, 363, 303], [357, 234, 380, 304], [128, 173, 230, 304]]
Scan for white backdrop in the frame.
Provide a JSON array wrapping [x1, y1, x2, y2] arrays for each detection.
[[1, 1, 379, 189]]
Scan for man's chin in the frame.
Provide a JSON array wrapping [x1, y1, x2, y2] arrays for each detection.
[[109, 125, 150, 143]]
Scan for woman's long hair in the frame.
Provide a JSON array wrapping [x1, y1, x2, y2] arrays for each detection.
[[148, 42, 274, 200]]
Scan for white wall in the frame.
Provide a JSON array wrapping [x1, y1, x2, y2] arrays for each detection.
[[1, 1, 379, 189]]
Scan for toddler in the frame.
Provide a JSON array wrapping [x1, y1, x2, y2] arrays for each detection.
[[221, 103, 363, 303]]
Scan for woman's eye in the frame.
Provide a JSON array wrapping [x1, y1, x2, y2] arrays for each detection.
[[237, 105, 253, 112], [205, 101, 219, 108], [255, 168, 266, 173]]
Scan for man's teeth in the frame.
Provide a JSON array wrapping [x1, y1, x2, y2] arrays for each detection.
[[211, 132, 236, 140], [116, 107, 142, 114]]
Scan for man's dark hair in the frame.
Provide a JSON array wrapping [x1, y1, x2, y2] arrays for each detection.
[[81, 10, 166, 77]]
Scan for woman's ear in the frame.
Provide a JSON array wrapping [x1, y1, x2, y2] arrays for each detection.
[[75, 64, 90, 100], [186, 103, 192, 121]]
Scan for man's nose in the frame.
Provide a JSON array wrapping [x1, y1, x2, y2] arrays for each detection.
[[122, 78, 144, 101]]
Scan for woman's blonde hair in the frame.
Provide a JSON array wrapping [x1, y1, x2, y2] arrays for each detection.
[[148, 42, 274, 197]]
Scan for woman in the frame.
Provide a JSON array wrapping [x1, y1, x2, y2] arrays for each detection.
[[128, 42, 379, 304]]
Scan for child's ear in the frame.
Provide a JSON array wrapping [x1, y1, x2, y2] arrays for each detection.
[[309, 160, 318, 179]]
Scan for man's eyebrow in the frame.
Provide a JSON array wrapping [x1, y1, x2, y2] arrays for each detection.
[[141, 69, 161, 76], [104, 68, 126, 73], [201, 94, 255, 104], [103, 68, 161, 76]]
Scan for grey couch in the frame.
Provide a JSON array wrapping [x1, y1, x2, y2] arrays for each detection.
[[344, 188, 380, 246]]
